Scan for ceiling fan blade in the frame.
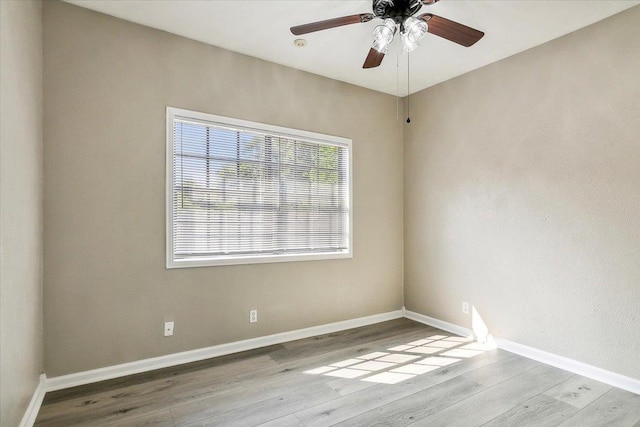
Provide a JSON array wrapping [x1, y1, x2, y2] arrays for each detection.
[[290, 13, 374, 35], [363, 48, 385, 69], [419, 14, 484, 47], [422, 0, 440, 4]]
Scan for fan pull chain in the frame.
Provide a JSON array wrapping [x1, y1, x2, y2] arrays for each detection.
[[406, 52, 411, 124], [396, 53, 400, 120]]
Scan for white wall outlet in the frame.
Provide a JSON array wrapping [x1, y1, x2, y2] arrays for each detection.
[[249, 309, 258, 323], [462, 302, 469, 314], [164, 321, 175, 336]]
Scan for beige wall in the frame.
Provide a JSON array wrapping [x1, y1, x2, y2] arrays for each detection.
[[0, 0, 44, 425], [404, 6, 640, 379], [43, 1, 404, 377]]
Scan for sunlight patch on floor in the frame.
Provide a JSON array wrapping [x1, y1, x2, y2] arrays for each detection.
[[303, 333, 493, 384]]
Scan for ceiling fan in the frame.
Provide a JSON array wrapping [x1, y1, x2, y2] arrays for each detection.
[[291, 0, 485, 69]]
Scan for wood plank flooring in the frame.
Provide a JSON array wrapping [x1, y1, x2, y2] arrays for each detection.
[[35, 319, 640, 426]]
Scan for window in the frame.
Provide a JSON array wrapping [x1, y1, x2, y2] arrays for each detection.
[[166, 107, 352, 268]]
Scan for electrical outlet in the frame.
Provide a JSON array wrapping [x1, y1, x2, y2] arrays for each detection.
[[462, 302, 469, 315], [249, 309, 258, 323], [164, 321, 174, 336]]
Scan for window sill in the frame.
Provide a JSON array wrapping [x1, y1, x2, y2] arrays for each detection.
[[166, 251, 353, 269]]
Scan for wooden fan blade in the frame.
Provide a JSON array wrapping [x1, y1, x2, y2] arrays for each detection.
[[363, 48, 385, 69], [291, 13, 374, 35], [419, 14, 484, 47]]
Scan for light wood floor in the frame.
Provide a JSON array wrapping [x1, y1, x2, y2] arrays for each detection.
[[35, 319, 640, 426]]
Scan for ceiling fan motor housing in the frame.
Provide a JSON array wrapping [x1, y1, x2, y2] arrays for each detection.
[[373, 0, 423, 26]]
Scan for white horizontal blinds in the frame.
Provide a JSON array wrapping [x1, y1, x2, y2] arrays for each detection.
[[277, 138, 348, 253], [172, 118, 349, 260]]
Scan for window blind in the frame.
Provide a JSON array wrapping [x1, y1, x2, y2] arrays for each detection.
[[168, 109, 351, 267]]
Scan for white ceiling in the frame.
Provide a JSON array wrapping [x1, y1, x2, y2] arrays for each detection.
[[65, 0, 639, 96]]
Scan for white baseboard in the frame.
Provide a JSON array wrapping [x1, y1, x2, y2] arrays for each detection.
[[42, 308, 640, 397], [403, 308, 640, 396], [495, 337, 640, 395], [19, 374, 47, 427], [403, 307, 475, 338], [46, 309, 403, 392]]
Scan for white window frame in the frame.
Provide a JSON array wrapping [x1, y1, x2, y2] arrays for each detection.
[[166, 107, 353, 268]]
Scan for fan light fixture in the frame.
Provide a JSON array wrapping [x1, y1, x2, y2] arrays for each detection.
[[372, 16, 428, 55], [372, 19, 396, 54], [401, 16, 428, 52]]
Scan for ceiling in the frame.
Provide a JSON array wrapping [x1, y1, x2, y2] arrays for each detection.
[[65, 0, 639, 96]]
